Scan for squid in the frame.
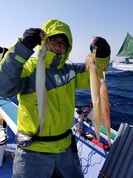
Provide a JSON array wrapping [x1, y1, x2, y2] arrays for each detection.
[[100, 79, 111, 146], [86, 51, 110, 145], [85, 51, 102, 142], [36, 45, 50, 134]]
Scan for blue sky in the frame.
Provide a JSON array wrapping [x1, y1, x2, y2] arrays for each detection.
[[0, 0, 133, 63]]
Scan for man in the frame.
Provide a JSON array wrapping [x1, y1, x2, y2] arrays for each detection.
[[0, 19, 110, 178]]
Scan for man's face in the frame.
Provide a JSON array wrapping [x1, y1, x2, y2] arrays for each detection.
[[46, 34, 69, 55]]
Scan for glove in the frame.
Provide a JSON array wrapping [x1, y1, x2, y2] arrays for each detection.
[[0, 47, 3, 53], [0, 47, 8, 61], [90, 37, 111, 58], [21, 28, 42, 50]]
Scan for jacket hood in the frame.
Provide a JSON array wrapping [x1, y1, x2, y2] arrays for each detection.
[[38, 19, 73, 69]]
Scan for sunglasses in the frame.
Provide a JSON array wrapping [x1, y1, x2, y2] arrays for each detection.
[[48, 36, 68, 50]]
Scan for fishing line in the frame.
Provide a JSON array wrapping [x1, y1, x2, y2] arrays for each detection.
[[67, 59, 73, 64], [110, 104, 133, 122], [110, 102, 133, 106], [81, 149, 103, 174], [81, 149, 95, 174], [75, 102, 133, 109], [75, 101, 133, 131], [109, 102, 133, 130], [77, 139, 100, 175], [111, 105, 129, 119]]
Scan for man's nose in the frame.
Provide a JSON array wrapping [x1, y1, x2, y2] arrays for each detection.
[[54, 44, 62, 55], [55, 42, 60, 48]]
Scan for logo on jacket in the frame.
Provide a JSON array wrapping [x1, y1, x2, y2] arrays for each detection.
[[54, 70, 76, 86]]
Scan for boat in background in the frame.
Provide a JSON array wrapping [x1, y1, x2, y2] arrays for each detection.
[[112, 33, 133, 71]]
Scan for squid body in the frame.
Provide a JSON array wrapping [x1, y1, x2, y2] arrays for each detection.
[[86, 52, 110, 145], [36, 45, 50, 134]]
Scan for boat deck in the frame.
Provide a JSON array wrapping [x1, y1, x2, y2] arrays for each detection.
[[0, 98, 116, 178], [0, 153, 13, 178]]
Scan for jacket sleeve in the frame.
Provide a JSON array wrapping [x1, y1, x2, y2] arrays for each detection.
[[0, 39, 34, 98], [74, 63, 90, 89]]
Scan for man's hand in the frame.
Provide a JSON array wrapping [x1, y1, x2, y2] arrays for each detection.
[[21, 28, 46, 50], [90, 37, 111, 58]]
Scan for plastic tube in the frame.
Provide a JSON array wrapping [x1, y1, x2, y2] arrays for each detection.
[[98, 136, 121, 178], [119, 139, 133, 177], [124, 158, 133, 178], [98, 126, 131, 177], [106, 126, 131, 177], [110, 127, 133, 177], [114, 122, 125, 141]]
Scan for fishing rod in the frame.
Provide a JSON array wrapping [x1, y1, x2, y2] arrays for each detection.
[[75, 102, 133, 109], [110, 102, 133, 106]]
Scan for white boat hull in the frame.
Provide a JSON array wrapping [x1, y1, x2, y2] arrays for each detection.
[[112, 62, 133, 71]]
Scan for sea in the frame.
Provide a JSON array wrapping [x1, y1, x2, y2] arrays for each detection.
[[75, 63, 133, 131]]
